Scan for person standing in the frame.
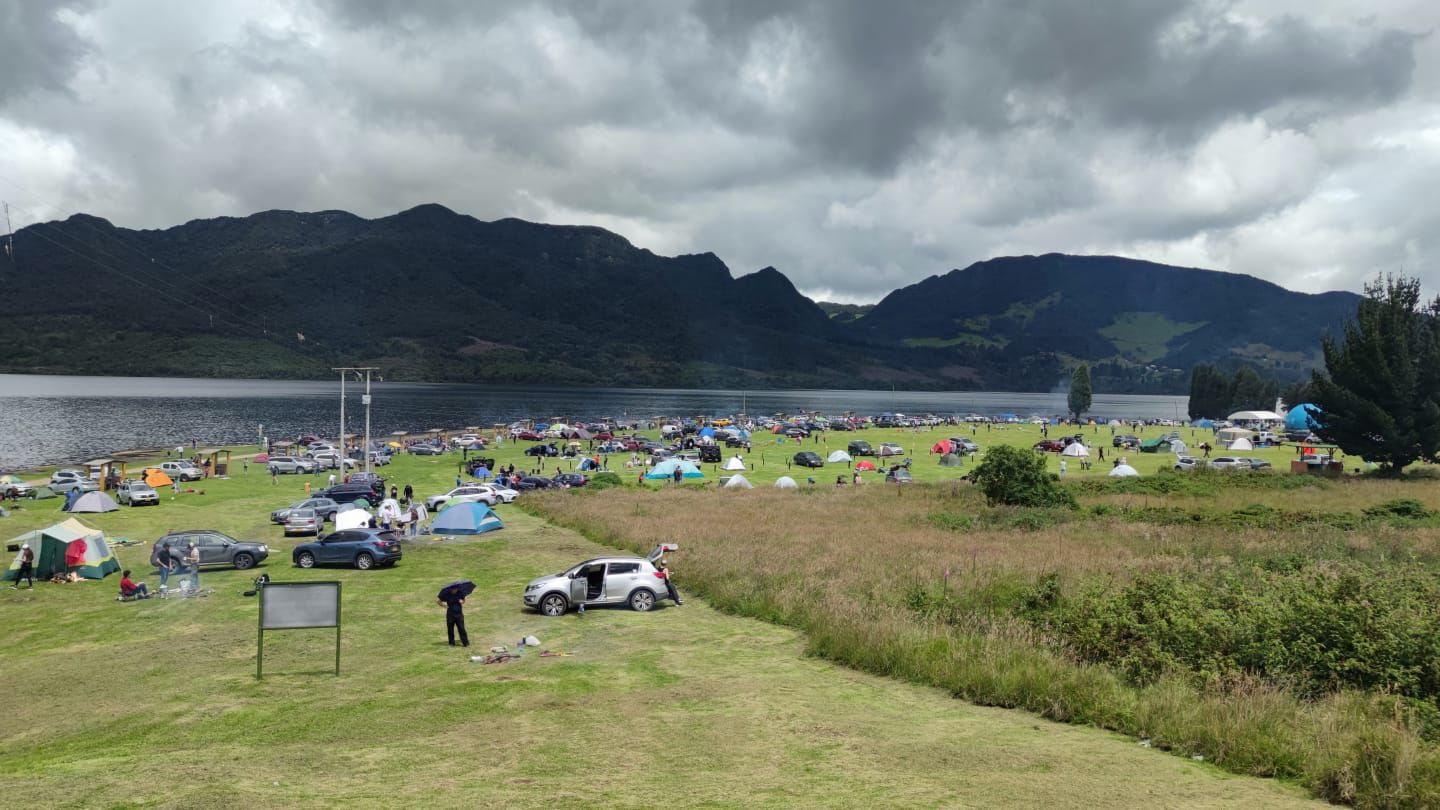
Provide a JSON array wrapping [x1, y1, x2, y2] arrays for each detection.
[[11, 543, 34, 589], [672, 466, 683, 485], [154, 544, 176, 589], [439, 588, 469, 647], [270, 465, 277, 486], [1059, 459, 1067, 479], [328, 472, 337, 488], [184, 542, 201, 591], [403, 483, 414, 505]]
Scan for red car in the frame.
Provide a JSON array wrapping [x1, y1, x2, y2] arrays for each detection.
[[1033, 440, 1065, 453], [516, 430, 543, 441], [592, 431, 614, 441]]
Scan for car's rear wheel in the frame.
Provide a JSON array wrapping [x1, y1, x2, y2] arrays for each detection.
[[233, 553, 256, 570], [540, 594, 568, 616], [628, 589, 655, 612], [355, 552, 374, 570], [297, 551, 316, 568]]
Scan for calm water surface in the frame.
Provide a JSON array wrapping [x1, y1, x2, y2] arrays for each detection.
[[0, 374, 1188, 470]]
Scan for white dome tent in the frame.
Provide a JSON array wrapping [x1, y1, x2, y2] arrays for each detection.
[[722, 474, 753, 489], [1109, 464, 1139, 477], [774, 476, 799, 490]]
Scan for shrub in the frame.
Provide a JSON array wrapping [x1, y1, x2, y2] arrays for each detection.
[[969, 445, 1077, 509], [586, 471, 624, 491]]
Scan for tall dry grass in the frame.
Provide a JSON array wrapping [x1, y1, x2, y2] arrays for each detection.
[[528, 484, 1440, 807]]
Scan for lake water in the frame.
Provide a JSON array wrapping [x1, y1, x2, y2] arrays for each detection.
[[0, 374, 1188, 470]]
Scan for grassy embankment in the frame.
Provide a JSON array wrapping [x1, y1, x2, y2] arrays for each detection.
[[0, 448, 1319, 808], [530, 472, 1440, 808]]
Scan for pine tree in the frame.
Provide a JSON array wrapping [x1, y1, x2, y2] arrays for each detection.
[[1187, 364, 1232, 419], [1068, 363, 1093, 420], [1311, 275, 1440, 475], [1229, 366, 1271, 412]]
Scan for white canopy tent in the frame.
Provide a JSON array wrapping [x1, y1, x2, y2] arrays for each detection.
[[1228, 437, 1254, 451], [1060, 443, 1090, 458], [774, 476, 799, 490], [722, 456, 746, 471], [1109, 464, 1139, 477], [722, 474, 753, 489], [827, 450, 852, 463]]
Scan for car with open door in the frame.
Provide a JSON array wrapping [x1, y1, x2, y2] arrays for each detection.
[[153, 530, 270, 570], [524, 544, 678, 616]]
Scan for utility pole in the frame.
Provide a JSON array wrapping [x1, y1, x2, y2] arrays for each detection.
[[333, 367, 378, 476]]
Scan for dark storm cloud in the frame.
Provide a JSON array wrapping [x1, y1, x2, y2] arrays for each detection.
[[0, 0, 1434, 303]]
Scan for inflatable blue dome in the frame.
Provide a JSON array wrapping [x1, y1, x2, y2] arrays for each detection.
[[1285, 404, 1321, 431]]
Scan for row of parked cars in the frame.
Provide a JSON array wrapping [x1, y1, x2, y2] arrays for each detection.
[[1174, 456, 1273, 472]]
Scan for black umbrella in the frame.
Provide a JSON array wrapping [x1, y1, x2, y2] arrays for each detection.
[[438, 580, 475, 601]]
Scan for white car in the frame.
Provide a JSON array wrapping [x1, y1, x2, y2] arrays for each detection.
[[159, 461, 203, 481], [1207, 456, 1250, 471], [1173, 455, 1206, 471], [50, 469, 99, 494], [426, 485, 498, 511], [309, 451, 358, 470], [268, 456, 317, 474]]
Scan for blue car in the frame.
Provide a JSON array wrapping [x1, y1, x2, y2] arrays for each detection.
[[292, 528, 402, 570]]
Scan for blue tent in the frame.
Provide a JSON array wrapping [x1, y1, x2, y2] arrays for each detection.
[[1285, 404, 1322, 431], [698, 426, 716, 438], [645, 459, 704, 480], [470, 466, 491, 479], [432, 502, 503, 535], [1194, 418, 1215, 429]]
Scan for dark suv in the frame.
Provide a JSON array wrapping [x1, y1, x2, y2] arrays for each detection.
[[793, 451, 825, 468], [847, 440, 874, 456], [292, 528, 402, 570], [320, 482, 383, 505], [699, 445, 721, 463], [153, 531, 270, 571]]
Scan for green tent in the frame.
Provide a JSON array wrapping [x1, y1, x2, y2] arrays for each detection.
[[938, 453, 964, 467], [30, 486, 58, 500], [4, 519, 119, 582], [1139, 438, 1171, 453]]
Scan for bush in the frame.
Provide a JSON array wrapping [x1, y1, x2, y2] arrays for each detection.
[[586, 472, 624, 491], [968, 445, 1077, 509]]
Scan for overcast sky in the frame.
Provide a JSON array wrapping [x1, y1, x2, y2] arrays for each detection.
[[1, 0, 1436, 302]]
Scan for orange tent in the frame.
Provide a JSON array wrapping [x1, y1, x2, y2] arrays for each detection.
[[142, 468, 173, 487]]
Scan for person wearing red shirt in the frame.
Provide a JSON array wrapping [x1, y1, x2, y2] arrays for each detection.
[[119, 569, 151, 599]]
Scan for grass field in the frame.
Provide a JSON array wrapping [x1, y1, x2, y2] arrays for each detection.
[[0, 449, 1325, 807]]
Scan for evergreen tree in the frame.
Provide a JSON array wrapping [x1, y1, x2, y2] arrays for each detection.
[[1187, 364, 1232, 420], [1068, 363, 1093, 420], [1311, 275, 1440, 475], [1229, 366, 1272, 412]]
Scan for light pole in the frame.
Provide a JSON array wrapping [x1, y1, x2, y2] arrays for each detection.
[[334, 367, 379, 476]]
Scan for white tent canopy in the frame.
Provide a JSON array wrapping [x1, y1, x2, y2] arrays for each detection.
[[1109, 464, 1140, 477], [827, 450, 852, 463], [1227, 410, 1282, 422], [722, 474, 753, 489], [722, 456, 746, 471], [335, 509, 372, 530], [1169, 439, 1188, 456], [1228, 437, 1254, 451], [1216, 427, 1255, 443], [1060, 443, 1090, 458], [774, 476, 799, 490]]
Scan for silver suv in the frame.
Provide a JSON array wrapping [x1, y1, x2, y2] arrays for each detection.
[[160, 461, 203, 482], [268, 456, 317, 474], [524, 545, 677, 616], [50, 469, 99, 494]]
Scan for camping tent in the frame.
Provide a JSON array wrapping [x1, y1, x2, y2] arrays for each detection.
[[827, 450, 852, 463], [645, 459, 705, 480], [1139, 438, 1170, 453], [431, 502, 504, 535], [1228, 410, 1282, 423], [855, 460, 876, 471], [1169, 440, 1188, 456], [722, 456, 746, 471], [69, 491, 119, 513], [4, 518, 118, 582], [722, 474, 753, 489], [142, 468, 173, 487], [1061, 443, 1090, 457], [1108, 419, 1122, 427], [30, 486, 57, 500], [1216, 427, 1256, 444], [1194, 418, 1215, 429], [379, 498, 402, 523], [1228, 437, 1254, 451], [1109, 464, 1140, 477], [938, 453, 963, 467], [335, 509, 372, 530], [930, 439, 953, 454], [1285, 404, 1322, 431], [774, 476, 799, 489]]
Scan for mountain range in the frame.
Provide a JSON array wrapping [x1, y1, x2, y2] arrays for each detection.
[[0, 204, 1360, 393]]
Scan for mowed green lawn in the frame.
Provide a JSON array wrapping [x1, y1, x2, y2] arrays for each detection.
[[0, 450, 1321, 807]]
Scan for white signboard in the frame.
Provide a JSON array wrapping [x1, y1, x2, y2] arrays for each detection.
[[261, 582, 340, 629]]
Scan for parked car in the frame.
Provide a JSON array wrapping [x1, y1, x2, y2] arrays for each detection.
[[293, 528, 402, 570], [408, 444, 444, 456], [319, 483, 383, 505], [1033, 440, 1065, 453], [0, 479, 35, 499], [554, 472, 589, 487], [271, 497, 339, 524], [514, 475, 554, 490], [116, 480, 160, 506], [49, 469, 99, 494], [525, 443, 560, 457], [515, 430, 543, 441], [793, 451, 825, 468], [426, 485, 498, 511], [159, 460, 204, 481], [283, 508, 323, 536], [878, 443, 906, 457], [524, 545, 677, 616], [1174, 456, 1206, 471], [1113, 435, 1140, 448], [268, 456, 317, 475], [308, 451, 358, 470], [848, 440, 874, 456], [153, 530, 270, 570], [885, 468, 914, 484], [699, 445, 722, 463], [487, 482, 520, 503], [1246, 458, 1274, 471], [953, 438, 980, 454], [1208, 456, 1250, 471]]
